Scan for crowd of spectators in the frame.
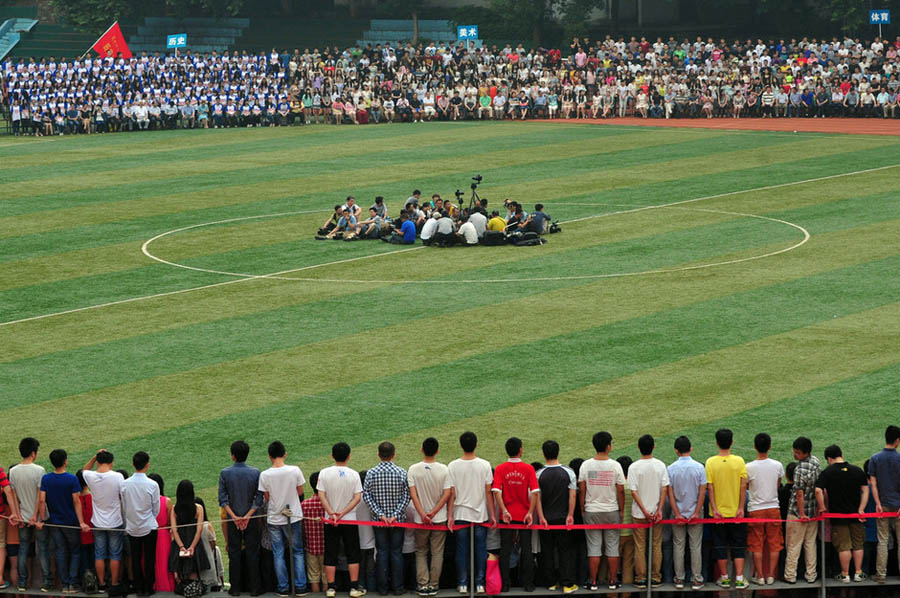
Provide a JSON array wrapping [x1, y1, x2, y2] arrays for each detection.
[[2, 426, 900, 597], [3, 33, 900, 135]]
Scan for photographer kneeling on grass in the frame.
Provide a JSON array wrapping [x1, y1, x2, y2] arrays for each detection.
[[382, 211, 417, 245]]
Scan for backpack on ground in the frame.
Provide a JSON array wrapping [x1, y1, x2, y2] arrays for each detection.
[[481, 230, 506, 246], [82, 570, 100, 595]]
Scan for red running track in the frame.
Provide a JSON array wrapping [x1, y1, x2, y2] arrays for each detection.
[[540, 116, 900, 136]]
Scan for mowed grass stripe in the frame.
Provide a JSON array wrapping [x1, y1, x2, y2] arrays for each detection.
[[0, 128, 756, 239], [649, 364, 900, 467], [0, 208, 804, 401], [3, 214, 897, 364], [295, 348, 900, 479], [37, 298, 899, 489], [0, 121, 619, 186], [0, 251, 896, 469], [0, 121, 600, 175]]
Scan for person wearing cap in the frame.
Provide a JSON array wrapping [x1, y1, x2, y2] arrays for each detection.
[[420, 212, 439, 246]]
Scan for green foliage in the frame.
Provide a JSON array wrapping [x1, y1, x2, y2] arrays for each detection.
[[48, 0, 138, 32], [165, 0, 245, 19]]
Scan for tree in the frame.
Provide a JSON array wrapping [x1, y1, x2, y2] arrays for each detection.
[[48, 0, 137, 32], [384, 0, 425, 44], [492, 0, 561, 47]]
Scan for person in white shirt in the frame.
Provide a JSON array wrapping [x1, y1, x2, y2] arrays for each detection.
[[578, 432, 625, 591], [745, 433, 784, 585], [448, 431, 496, 594], [82, 450, 126, 590], [355, 474, 377, 594], [467, 209, 488, 239], [408, 437, 452, 595], [629, 435, 670, 590], [457, 218, 478, 245], [258, 441, 307, 596], [420, 212, 439, 245], [121, 451, 160, 596], [316, 442, 366, 598]]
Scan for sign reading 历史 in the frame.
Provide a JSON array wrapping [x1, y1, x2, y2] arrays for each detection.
[[457, 25, 479, 41], [166, 33, 188, 49], [869, 10, 891, 24]]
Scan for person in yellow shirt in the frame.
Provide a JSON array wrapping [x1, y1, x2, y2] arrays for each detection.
[[487, 210, 507, 232], [705, 429, 748, 590]]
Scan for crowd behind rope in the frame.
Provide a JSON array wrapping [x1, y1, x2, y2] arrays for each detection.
[[2, 426, 900, 596], [4, 34, 900, 135]]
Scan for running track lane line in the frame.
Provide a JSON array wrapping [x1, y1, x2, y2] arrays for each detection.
[[1, 162, 898, 328]]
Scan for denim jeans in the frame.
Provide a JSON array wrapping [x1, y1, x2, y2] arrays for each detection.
[[269, 522, 306, 593], [18, 525, 50, 587], [374, 527, 405, 593], [51, 527, 82, 586], [454, 523, 487, 586]]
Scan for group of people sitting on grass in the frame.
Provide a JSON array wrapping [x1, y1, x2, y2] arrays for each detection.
[[2, 426, 900, 597], [314, 192, 554, 247], [3, 33, 900, 135]]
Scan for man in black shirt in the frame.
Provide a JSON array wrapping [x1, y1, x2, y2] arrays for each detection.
[[814, 445, 869, 583], [535, 440, 578, 594]]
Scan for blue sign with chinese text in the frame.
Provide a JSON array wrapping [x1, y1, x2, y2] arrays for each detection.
[[457, 25, 479, 40], [166, 33, 187, 49], [870, 10, 891, 24]]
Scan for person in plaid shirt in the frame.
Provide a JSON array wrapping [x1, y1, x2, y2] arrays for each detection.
[[362, 442, 410, 595], [784, 437, 821, 584], [301, 472, 326, 593]]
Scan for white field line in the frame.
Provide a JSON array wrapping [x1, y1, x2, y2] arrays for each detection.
[[3, 163, 897, 327]]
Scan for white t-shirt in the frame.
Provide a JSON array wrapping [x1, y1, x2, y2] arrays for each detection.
[[408, 461, 451, 523], [448, 457, 493, 522], [746, 458, 784, 512], [421, 217, 438, 241], [459, 221, 478, 245], [82, 469, 125, 528], [468, 211, 487, 238], [628, 458, 670, 519], [316, 465, 362, 521], [258, 465, 306, 524], [578, 458, 626, 513], [356, 499, 375, 550]]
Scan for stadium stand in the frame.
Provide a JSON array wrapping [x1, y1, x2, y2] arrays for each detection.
[[5, 21, 98, 61], [360, 19, 482, 49], [127, 17, 250, 56]]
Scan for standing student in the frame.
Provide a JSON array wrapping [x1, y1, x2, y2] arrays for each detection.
[[363, 442, 410, 596], [578, 432, 625, 591], [448, 431, 496, 594], [37, 449, 91, 592], [784, 437, 821, 584], [535, 440, 577, 594], [667, 436, 706, 591], [745, 433, 784, 586], [219, 441, 263, 596], [868, 425, 900, 584], [705, 429, 749, 590], [316, 442, 366, 598], [815, 445, 869, 583], [407, 438, 452, 597], [82, 450, 126, 592], [121, 451, 160, 597], [492, 437, 541, 592], [0, 460, 22, 590], [629, 435, 669, 590], [10, 437, 49, 592], [258, 441, 307, 597], [301, 473, 326, 593]]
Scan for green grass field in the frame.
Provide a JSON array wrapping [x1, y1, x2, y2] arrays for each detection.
[[1, 121, 899, 523]]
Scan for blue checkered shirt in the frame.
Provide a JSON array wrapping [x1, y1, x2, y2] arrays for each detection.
[[362, 461, 410, 520]]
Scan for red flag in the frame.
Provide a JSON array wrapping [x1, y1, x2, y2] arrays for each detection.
[[91, 21, 132, 59]]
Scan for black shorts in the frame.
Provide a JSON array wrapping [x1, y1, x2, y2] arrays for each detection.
[[324, 524, 361, 566], [711, 522, 747, 560]]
